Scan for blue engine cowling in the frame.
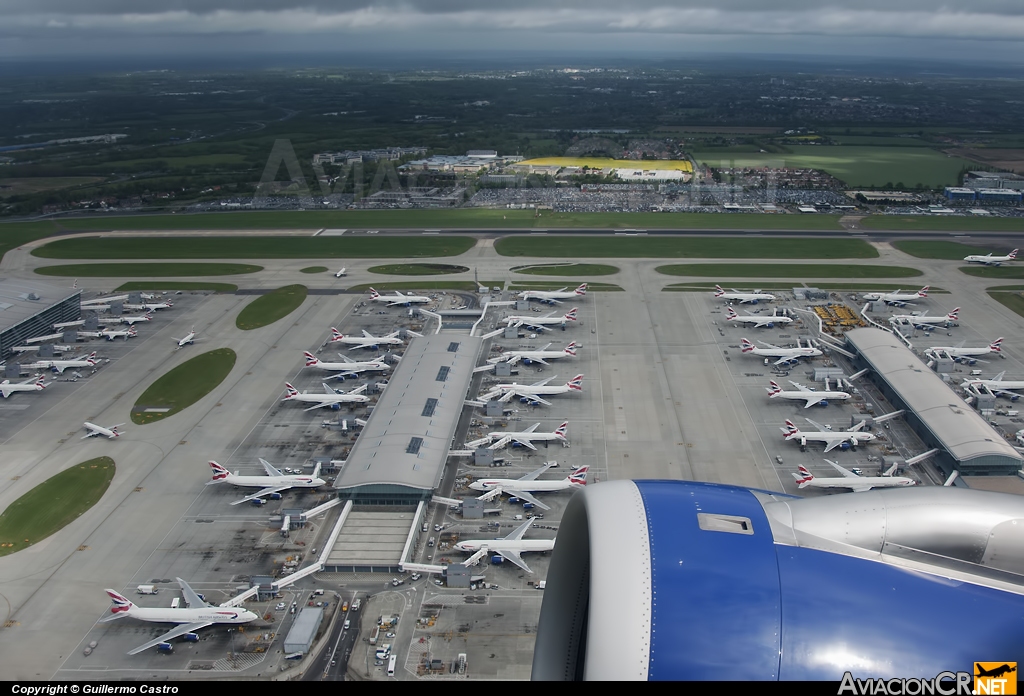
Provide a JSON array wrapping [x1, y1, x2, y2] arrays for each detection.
[[532, 480, 1024, 681]]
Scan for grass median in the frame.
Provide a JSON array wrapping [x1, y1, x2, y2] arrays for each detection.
[[892, 240, 1000, 259], [131, 348, 236, 424], [512, 263, 619, 276], [0, 457, 115, 556], [367, 263, 469, 275], [236, 284, 308, 330], [115, 282, 238, 292], [655, 263, 921, 278], [495, 235, 877, 259], [35, 262, 262, 277]]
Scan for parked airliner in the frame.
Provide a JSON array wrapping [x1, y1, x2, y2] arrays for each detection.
[[517, 283, 587, 305], [964, 248, 1017, 266], [725, 307, 792, 328], [207, 460, 325, 505], [714, 285, 776, 304], [453, 518, 555, 573], [792, 460, 915, 493], [468, 463, 587, 510]]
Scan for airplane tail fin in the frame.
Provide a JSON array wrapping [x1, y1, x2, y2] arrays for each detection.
[[329, 327, 344, 342], [781, 419, 799, 436], [303, 351, 320, 367], [564, 341, 578, 356], [575, 283, 587, 295], [741, 338, 754, 353], [990, 337, 1005, 353], [947, 308, 960, 321], [1011, 249, 1019, 260], [86, 351, 98, 364], [35, 375, 46, 389], [567, 375, 584, 391], [714, 284, 725, 297], [793, 465, 814, 488], [568, 466, 589, 485], [128, 326, 138, 336], [564, 308, 578, 322], [368, 287, 380, 299], [918, 286, 930, 297], [555, 421, 569, 439], [767, 380, 782, 396], [283, 382, 299, 398], [726, 307, 738, 319], [208, 461, 230, 482], [104, 589, 134, 618]]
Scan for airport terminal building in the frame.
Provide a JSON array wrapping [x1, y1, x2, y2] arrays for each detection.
[[0, 278, 81, 361], [845, 328, 1024, 476]]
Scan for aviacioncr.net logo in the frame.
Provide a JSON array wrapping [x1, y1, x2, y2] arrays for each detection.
[[839, 671, 973, 695]]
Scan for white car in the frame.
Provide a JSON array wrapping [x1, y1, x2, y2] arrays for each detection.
[[276, 602, 286, 611]]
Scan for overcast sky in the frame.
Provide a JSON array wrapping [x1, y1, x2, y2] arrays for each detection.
[[2, 1, 1024, 64]]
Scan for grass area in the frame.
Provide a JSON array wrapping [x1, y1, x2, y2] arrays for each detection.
[[891, 240, 998, 259], [989, 291, 1024, 319], [508, 282, 624, 291], [495, 236, 878, 259], [32, 235, 476, 259], [236, 284, 308, 330], [116, 282, 238, 292], [0, 457, 115, 556], [665, 282, 946, 292], [35, 262, 262, 277], [654, 263, 921, 278], [693, 146, 973, 187], [131, 348, 236, 424], [959, 266, 1024, 279], [517, 157, 693, 171], [349, 281, 482, 292], [300, 266, 329, 274], [512, 263, 619, 276], [0, 177, 104, 198], [0, 221, 62, 262], [863, 216, 1024, 232], [28, 209, 845, 232], [367, 263, 469, 275]]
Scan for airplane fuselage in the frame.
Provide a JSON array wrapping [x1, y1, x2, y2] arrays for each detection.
[[800, 477, 915, 491], [772, 390, 850, 404], [470, 478, 575, 493], [118, 606, 256, 625], [785, 431, 875, 448], [505, 315, 570, 327], [454, 539, 555, 554], [284, 393, 369, 406], [215, 473, 324, 489]]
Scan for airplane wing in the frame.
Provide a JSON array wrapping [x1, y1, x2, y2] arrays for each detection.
[[531, 357, 551, 366], [529, 395, 554, 406], [259, 458, 282, 477], [544, 298, 563, 305], [230, 486, 290, 505], [802, 395, 826, 408], [176, 577, 209, 608], [506, 517, 535, 541], [322, 383, 339, 395], [804, 417, 827, 432], [822, 439, 843, 453], [500, 488, 551, 511], [128, 622, 213, 656], [758, 341, 780, 349], [789, 381, 811, 392], [496, 549, 533, 573], [507, 436, 538, 451], [521, 423, 541, 434], [991, 387, 1023, 399], [361, 330, 375, 338], [519, 461, 554, 481], [529, 376, 557, 388], [81, 425, 101, 439], [303, 401, 336, 412], [772, 356, 797, 366], [487, 435, 515, 450], [825, 459, 860, 478], [850, 486, 875, 493]]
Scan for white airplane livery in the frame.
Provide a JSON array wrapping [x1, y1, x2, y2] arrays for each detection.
[[481, 374, 584, 406], [964, 248, 1018, 266], [281, 382, 369, 411], [468, 421, 570, 451], [740, 338, 822, 366], [303, 351, 390, 378], [207, 460, 325, 505], [24, 351, 98, 374], [0, 375, 46, 398], [889, 308, 959, 330], [714, 285, 776, 304], [781, 418, 876, 453], [504, 308, 578, 332], [172, 327, 197, 348], [468, 463, 587, 511], [453, 518, 555, 573], [82, 422, 124, 439], [100, 579, 258, 655], [767, 380, 850, 408], [487, 342, 578, 367], [368, 287, 430, 306], [792, 461, 915, 493], [117, 311, 153, 325], [517, 283, 587, 305], [100, 326, 137, 341], [961, 371, 1024, 400], [329, 327, 403, 350], [124, 301, 173, 311], [925, 337, 1003, 362], [725, 307, 792, 328], [861, 286, 929, 307]]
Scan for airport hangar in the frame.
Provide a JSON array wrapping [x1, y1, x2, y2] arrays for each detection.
[[0, 278, 81, 362], [845, 328, 1024, 477], [324, 331, 484, 573]]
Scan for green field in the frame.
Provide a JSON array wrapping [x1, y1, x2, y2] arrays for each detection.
[[863, 216, 1024, 232], [115, 282, 238, 292], [300, 266, 329, 274], [989, 291, 1024, 319], [665, 282, 945, 292], [236, 285, 308, 330], [495, 236, 878, 259], [32, 235, 476, 260], [960, 266, 1024, 279], [349, 281, 481, 292], [0, 177, 104, 199], [0, 457, 115, 557], [508, 281, 623, 291], [367, 263, 470, 275], [35, 262, 262, 277], [132, 348, 236, 424], [512, 263, 619, 276], [891, 240, 998, 259], [517, 157, 693, 171], [693, 146, 973, 187], [655, 263, 921, 278]]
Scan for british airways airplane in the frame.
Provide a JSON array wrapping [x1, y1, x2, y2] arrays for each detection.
[[532, 480, 1024, 680]]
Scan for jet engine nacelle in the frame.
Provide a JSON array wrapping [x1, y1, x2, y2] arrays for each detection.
[[532, 480, 1024, 681]]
